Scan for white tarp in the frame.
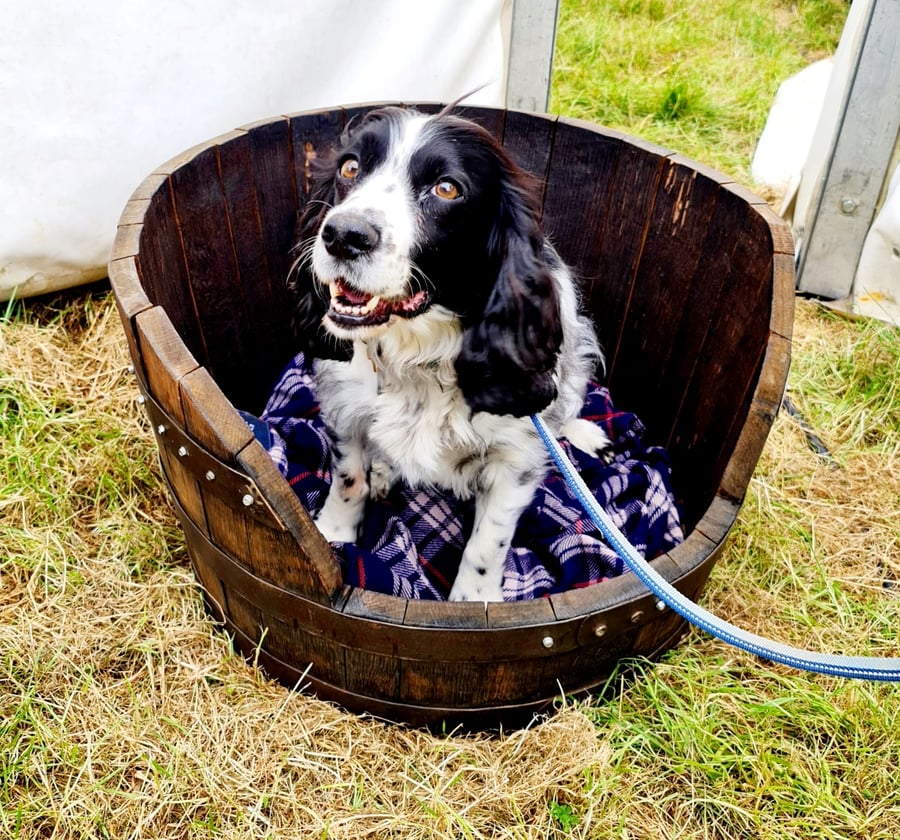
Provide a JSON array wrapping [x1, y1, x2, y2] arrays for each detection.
[[1, 1, 511, 300], [750, 58, 832, 210], [852, 161, 900, 325]]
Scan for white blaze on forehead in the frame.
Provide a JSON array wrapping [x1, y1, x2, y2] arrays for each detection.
[[336, 113, 432, 209], [312, 112, 434, 299]]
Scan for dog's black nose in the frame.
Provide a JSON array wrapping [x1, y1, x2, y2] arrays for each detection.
[[321, 214, 381, 260]]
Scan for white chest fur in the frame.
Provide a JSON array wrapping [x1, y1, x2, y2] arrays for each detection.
[[363, 311, 492, 497], [369, 359, 486, 496]]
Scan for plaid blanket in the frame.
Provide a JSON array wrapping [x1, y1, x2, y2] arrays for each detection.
[[254, 352, 684, 600]]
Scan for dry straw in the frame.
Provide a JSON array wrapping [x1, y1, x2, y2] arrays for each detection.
[[3, 291, 899, 838]]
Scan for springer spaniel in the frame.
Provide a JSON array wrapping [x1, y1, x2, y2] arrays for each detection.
[[290, 105, 610, 602]]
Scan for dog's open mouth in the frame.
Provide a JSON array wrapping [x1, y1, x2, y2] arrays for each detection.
[[326, 280, 430, 327]]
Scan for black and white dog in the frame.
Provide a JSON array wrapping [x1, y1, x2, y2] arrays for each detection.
[[290, 106, 610, 602]]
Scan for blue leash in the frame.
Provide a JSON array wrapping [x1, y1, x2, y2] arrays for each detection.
[[532, 415, 900, 682]]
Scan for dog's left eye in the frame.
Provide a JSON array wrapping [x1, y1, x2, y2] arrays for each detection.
[[432, 180, 460, 201], [339, 157, 360, 180]]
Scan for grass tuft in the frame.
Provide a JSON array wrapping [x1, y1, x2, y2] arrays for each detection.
[[789, 309, 900, 448]]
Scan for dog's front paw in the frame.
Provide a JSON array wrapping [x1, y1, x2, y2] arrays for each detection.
[[314, 505, 359, 544], [368, 459, 395, 502], [448, 562, 504, 603], [560, 418, 614, 463]]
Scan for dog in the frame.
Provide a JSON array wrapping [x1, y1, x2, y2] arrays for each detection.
[[289, 105, 610, 602]]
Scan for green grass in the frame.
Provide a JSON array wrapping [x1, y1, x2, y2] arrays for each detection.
[[573, 656, 900, 837], [0, 295, 180, 589], [789, 310, 900, 450], [552, 0, 848, 181]]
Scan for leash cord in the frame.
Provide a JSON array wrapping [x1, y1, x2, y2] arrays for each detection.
[[531, 414, 900, 682]]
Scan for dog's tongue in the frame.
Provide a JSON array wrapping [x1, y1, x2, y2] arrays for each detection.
[[336, 281, 371, 305]]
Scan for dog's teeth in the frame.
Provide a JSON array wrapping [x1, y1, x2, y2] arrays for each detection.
[[332, 294, 381, 317]]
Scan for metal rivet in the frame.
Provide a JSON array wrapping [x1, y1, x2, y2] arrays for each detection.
[[593, 623, 607, 638], [156, 424, 166, 435], [205, 470, 216, 481], [127, 364, 135, 374], [137, 395, 145, 405], [177, 446, 188, 457], [542, 636, 554, 649], [242, 494, 255, 507], [840, 197, 859, 215], [630, 610, 644, 624], [655, 600, 666, 612]]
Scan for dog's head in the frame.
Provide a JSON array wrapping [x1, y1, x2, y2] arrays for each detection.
[[290, 106, 564, 416]]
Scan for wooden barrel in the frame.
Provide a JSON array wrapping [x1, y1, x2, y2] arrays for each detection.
[[108, 103, 794, 728]]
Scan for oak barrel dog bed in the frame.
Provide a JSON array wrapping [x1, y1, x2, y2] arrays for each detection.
[[108, 103, 794, 728]]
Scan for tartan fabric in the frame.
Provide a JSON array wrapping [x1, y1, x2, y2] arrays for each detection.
[[256, 352, 684, 601]]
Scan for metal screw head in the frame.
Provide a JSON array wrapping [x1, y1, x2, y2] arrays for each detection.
[[840, 197, 859, 215], [241, 494, 255, 507], [542, 635, 554, 649], [177, 446, 188, 458], [630, 610, 644, 624], [593, 623, 607, 638], [137, 395, 146, 405], [205, 470, 216, 481], [655, 599, 666, 612], [156, 424, 166, 435]]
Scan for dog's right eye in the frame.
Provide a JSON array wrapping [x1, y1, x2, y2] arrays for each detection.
[[432, 180, 461, 201], [339, 158, 360, 180]]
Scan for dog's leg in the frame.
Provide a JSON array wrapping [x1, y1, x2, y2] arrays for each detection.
[[315, 440, 369, 544], [448, 463, 540, 602]]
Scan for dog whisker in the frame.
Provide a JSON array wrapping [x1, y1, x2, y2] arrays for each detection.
[[409, 261, 436, 297], [304, 199, 334, 214], [287, 238, 318, 280]]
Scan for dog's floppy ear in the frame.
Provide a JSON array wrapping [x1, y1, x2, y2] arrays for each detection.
[[455, 174, 563, 417], [287, 154, 351, 362]]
